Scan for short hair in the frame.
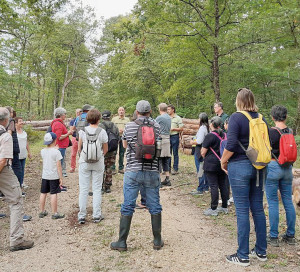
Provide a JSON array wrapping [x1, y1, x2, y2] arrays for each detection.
[[76, 108, 82, 114], [167, 104, 176, 113], [158, 103, 168, 112], [236, 88, 258, 112], [5, 106, 13, 114], [0, 107, 10, 121], [54, 107, 67, 118], [210, 116, 222, 129], [214, 102, 223, 109], [15, 117, 23, 123], [271, 105, 287, 121], [86, 109, 101, 124]]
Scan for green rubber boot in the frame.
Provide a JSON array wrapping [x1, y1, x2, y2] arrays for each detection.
[[151, 213, 164, 250], [110, 215, 132, 251]]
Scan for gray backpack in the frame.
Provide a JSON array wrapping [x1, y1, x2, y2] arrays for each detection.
[[82, 127, 102, 163]]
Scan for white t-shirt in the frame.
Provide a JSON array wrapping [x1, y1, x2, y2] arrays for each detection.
[[17, 130, 28, 159], [79, 126, 108, 164], [41, 147, 63, 180]]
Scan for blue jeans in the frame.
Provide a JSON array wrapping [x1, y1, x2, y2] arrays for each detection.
[[58, 148, 66, 167], [169, 134, 179, 171], [265, 161, 295, 238], [19, 159, 26, 186], [121, 171, 162, 216], [194, 153, 209, 192], [228, 159, 267, 259]]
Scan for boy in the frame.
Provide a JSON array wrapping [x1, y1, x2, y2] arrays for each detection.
[[39, 132, 65, 219]]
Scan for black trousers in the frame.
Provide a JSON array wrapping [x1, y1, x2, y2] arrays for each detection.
[[205, 170, 228, 210]]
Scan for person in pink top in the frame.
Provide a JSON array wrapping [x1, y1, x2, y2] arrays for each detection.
[[51, 107, 73, 177]]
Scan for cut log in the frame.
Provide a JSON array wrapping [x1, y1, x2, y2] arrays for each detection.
[[32, 126, 49, 131], [182, 128, 198, 135], [182, 118, 199, 125]]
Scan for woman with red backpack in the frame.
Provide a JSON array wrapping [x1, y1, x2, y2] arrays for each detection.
[[265, 105, 296, 247], [201, 116, 228, 216]]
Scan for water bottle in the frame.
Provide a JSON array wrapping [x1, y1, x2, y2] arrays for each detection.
[[156, 136, 162, 157]]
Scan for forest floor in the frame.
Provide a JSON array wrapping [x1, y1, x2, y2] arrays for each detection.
[[0, 147, 300, 272]]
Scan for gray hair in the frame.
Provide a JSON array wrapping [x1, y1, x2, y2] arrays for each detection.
[[54, 107, 67, 118], [210, 116, 222, 129], [0, 107, 10, 122], [158, 103, 168, 112]]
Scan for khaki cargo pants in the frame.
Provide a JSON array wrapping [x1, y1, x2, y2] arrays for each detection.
[[0, 166, 24, 246]]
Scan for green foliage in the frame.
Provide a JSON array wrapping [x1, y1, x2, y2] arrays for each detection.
[[24, 125, 44, 144]]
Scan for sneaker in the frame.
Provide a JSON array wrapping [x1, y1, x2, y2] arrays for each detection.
[[226, 253, 250, 267], [78, 218, 85, 224], [112, 169, 117, 175], [22, 183, 29, 189], [22, 192, 26, 197], [105, 188, 111, 193], [63, 173, 68, 177], [203, 208, 218, 216], [93, 216, 104, 223], [51, 213, 65, 219], [281, 234, 296, 245], [88, 191, 93, 196], [0, 213, 6, 219], [267, 236, 279, 247], [70, 168, 75, 173], [23, 215, 32, 222], [218, 199, 222, 204], [216, 207, 228, 214], [161, 178, 171, 187], [171, 170, 179, 175], [118, 169, 124, 174], [39, 211, 48, 218], [190, 190, 203, 195], [10, 240, 34, 252], [0, 192, 4, 199], [229, 197, 234, 204], [250, 248, 267, 262]]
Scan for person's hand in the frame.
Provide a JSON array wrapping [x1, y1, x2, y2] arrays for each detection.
[[59, 178, 63, 186], [190, 140, 195, 145], [119, 128, 123, 134], [28, 153, 32, 159], [221, 161, 228, 174]]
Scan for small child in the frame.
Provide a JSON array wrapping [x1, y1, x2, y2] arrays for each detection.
[[39, 132, 65, 219]]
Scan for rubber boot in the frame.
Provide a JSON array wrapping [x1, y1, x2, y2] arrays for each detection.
[[110, 215, 132, 251], [151, 213, 164, 250]]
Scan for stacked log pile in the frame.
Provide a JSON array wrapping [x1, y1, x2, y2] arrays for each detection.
[[25, 119, 71, 131], [180, 118, 199, 155]]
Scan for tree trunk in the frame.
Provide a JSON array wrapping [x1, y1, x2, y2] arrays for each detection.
[[213, 45, 220, 102]]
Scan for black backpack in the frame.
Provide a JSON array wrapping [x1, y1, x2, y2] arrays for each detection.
[[102, 122, 119, 152]]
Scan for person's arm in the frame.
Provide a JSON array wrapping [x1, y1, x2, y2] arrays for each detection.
[[102, 143, 108, 156], [56, 160, 63, 186], [201, 147, 208, 158], [220, 149, 234, 173], [122, 140, 127, 149], [26, 141, 32, 159], [172, 117, 184, 132], [78, 137, 83, 156], [0, 158, 8, 172]]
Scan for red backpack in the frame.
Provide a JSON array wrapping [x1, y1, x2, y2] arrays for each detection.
[[272, 127, 297, 167], [135, 119, 157, 162]]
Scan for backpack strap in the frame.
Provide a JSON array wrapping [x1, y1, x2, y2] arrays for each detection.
[[209, 147, 221, 161], [211, 131, 223, 141], [0, 129, 6, 137]]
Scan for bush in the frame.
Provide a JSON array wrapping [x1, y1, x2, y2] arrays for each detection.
[[24, 125, 44, 144]]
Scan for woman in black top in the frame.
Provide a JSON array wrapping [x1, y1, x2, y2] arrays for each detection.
[[201, 116, 228, 216], [265, 105, 296, 246]]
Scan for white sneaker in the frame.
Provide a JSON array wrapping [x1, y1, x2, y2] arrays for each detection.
[[217, 207, 228, 214], [218, 199, 222, 204], [203, 208, 218, 216], [229, 197, 234, 203]]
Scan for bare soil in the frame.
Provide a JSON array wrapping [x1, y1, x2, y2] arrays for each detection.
[[0, 150, 299, 272]]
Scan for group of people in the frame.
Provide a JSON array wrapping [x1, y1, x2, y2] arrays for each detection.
[[0, 88, 297, 269]]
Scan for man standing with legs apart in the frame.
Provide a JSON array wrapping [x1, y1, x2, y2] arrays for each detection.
[[156, 103, 171, 187], [112, 107, 130, 174], [111, 100, 163, 251], [0, 107, 34, 251], [167, 104, 183, 175]]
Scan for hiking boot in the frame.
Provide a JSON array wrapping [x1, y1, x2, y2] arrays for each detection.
[[52, 213, 65, 219], [63, 173, 68, 178], [216, 207, 228, 214], [203, 208, 218, 216], [10, 240, 34, 252], [0, 191, 5, 198], [111, 215, 132, 251], [78, 218, 85, 224], [93, 216, 104, 223], [281, 234, 296, 245], [22, 192, 26, 197], [39, 211, 48, 218], [151, 213, 164, 250], [267, 236, 279, 247], [226, 253, 250, 267], [23, 215, 32, 222], [190, 190, 203, 195], [118, 169, 124, 174], [161, 177, 171, 187], [250, 248, 267, 262]]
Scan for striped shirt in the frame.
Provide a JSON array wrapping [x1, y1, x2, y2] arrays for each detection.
[[122, 117, 160, 172]]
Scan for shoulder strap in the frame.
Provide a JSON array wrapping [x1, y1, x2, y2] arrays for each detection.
[[134, 119, 143, 126], [211, 131, 223, 141], [272, 127, 282, 136], [209, 147, 221, 161], [237, 111, 252, 121], [0, 129, 6, 136]]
